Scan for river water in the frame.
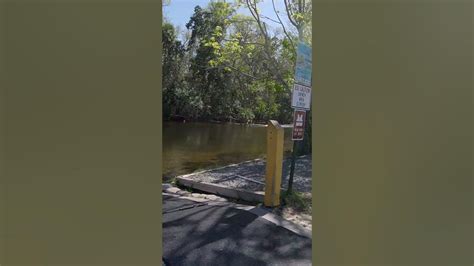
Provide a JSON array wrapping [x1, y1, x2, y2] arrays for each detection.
[[163, 122, 294, 179]]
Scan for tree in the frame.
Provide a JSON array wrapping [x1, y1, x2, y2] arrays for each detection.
[[162, 0, 310, 125], [186, 2, 237, 121], [241, 0, 312, 154]]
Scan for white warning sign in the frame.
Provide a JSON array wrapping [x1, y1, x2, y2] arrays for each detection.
[[291, 83, 311, 110]]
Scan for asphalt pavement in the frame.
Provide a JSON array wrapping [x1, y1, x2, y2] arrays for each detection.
[[163, 194, 312, 266]]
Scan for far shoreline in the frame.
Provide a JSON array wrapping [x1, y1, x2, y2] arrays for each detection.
[[164, 117, 293, 128]]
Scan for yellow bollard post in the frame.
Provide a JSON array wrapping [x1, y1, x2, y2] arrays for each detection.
[[264, 120, 284, 207]]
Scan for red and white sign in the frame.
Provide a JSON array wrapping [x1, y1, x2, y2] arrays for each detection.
[[292, 109, 306, 141]]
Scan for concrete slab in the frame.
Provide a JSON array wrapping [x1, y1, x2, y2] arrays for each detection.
[[176, 175, 265, 203], [175, 155, 311, 203]]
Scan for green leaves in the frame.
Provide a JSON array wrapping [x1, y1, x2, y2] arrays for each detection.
[[293, 12, 305, 23], [214, 26, 223, 37], [163, 0, 311, 124]]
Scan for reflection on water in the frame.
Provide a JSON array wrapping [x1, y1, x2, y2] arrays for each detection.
[[163, 122, 293, 179]]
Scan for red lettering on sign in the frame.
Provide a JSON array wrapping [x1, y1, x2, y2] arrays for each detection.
[[292, 110, 306, 141]]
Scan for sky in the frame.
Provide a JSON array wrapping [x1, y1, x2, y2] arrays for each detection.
[[163, 0, 290, 34]]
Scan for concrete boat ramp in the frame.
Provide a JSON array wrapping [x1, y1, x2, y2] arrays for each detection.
[[175, 155, 312, 203]]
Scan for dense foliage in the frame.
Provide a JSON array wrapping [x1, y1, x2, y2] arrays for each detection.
[[164, 1, 309, 121], [163, 0, 312, 153]]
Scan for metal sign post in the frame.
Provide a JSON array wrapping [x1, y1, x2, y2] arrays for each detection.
[[288, 42, 312, 193]]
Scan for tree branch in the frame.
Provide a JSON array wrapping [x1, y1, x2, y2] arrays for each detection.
[[260, 15, 280, 24], [222, 39, 266, 46], [284, 0, 298, 28], [272, 0, 296, 54], [221, 63, 265, 80], [245, 0, 268, 42], [194, 61, 264, 81], [244, 0, 290, 89]]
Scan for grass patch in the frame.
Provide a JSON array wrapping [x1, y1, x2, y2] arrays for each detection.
[[170, 177, 177, 185], [281, 190, 312, 213]]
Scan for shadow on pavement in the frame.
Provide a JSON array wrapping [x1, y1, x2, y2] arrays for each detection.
[[163, 195, 311, 266]]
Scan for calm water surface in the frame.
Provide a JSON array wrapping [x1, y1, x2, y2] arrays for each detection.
[[163, 122, 293, 179]]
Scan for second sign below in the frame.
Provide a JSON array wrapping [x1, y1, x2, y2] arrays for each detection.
[[292, 109, 306, 141]]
